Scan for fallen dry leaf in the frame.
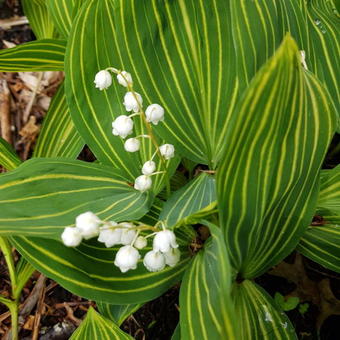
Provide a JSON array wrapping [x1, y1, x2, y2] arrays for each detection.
[[19, 115, 40, 141], [2, 40, 16, 49]]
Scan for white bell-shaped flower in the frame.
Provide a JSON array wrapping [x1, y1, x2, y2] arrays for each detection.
[[142, 160, 156, 175], [123, 92, 142, 112], [134, 236, 147, 249], [117, 71, 133, 87], [98, 222, 122, 248], [119, 222, 137, 245], [143, 250, 166, 272], [134, 175, 152, 192], [114, 245, 140, 273], [145, 104, 165, 125], [159, 144, 175, 160], [164, 248, 181, 267], [94, 70, 112, 90], [112, 115, 134, 138], [153, 230, 178, 253], [124, 138, 140, 152], [75, 212, 101, 240], [61, 227, 82, 247]]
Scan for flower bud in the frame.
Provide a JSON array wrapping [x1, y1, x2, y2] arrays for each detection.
[[117, 71, 133, 87], [153, 230, 178, 253], [159, 144, 175, 160], [123, 92, 143, 112], [112, 115, 134, 139], [142, 160, 156, 175], [114, 245, 140, 273], [119, 222, 137, 245], [164, 248, 181, 267], [143, 250, 166, 272], [98, 222, 121, 248], [61, 227, 82, 247], [134, 236, 147, 249], [75, 212, 101, 240], [134, 175, 152, 192], [145, 104, 165, 125], [124, 138, 140, 152], [94, 70, 112, 90]]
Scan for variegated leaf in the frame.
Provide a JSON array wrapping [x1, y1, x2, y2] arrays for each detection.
[[217, 36, 336, 278]]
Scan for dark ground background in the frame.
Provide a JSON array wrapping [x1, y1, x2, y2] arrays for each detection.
[[0, 0, 339, 339]]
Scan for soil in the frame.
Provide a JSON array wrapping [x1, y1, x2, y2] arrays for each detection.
[[0, 1, 339, 339], [0, 0, 34, 48]]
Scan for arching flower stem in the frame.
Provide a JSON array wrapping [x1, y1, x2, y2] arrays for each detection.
[[119, 71, 171, 198]]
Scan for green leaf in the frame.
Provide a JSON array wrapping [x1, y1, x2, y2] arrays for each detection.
[[171, 324, 181, 340], [33, 82, 84, 158], [0, 141, 33, 303], [160, 173, 216, 228], [233, 280, 297, 340], [139, 198, 163, 226], [22, 0, 58, 39], [65, 0, 238, 169], [0, 138, 21, 171], [280, 0, 340, 130], [297, 166, 340, 273], [14, 257, 35, 298], [47, 0, 85, 38], [231, 1, 339, 126], [230, 0, 281, 91], [316, 165, 340, 218], [180, 222, 237, 340], [299, 303, 309, 315], [217, 36, 336, 279], [284, 297, 300, 311], [157, 171, 188, 201], [297, 225, 340, 273], [65, 0, 338, 171], [11, 229, 192, 304], [97, 302, 142, 326], [65, 0, 179, 191], [274, 292, 285, 306], [274, 293, 299, 312], [0, 295, 12, 309], [70, 307, 133, 339], [6, 155, 190, 305], [0, 158, 149, 238], [0, 39, 66, 72]]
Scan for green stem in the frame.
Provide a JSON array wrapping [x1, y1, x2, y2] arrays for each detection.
[[131, 88, 171, 198], [8, 301, 19, 340], [0, 237, 17, 292], [100, 224, 158, 233], [0, 237, 19, 340]]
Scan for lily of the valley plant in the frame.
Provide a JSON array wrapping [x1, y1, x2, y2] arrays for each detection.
[[0, 0, 339, 339]]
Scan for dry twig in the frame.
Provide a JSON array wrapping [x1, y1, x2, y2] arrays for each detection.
[[0, 79, 12, 143], [62, 303, 82, 326], [32, 277, 46, 340], [23, 72, 44, 123], [0, 16, 29, 29]]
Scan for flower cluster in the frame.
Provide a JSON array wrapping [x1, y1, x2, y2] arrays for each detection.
[[94, 68, 175, 192], [61, 212, 180, 273]]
